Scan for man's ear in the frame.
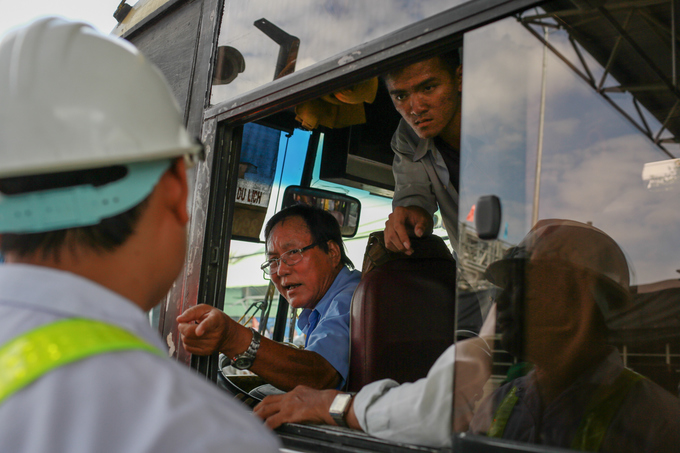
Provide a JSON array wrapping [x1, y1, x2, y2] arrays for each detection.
[[456, 65, 463, 93], [327, 240, 342, 267], [162, 157, 189, 225]]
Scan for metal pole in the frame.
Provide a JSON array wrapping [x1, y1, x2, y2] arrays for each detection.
[[673, 0, 678, 87], [532, 27, 549, 226]]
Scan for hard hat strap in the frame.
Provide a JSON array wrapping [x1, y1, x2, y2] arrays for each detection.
[[0, 159, 172, 233]]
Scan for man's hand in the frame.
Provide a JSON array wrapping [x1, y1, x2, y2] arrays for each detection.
[[177, 304, 235, 355], [384, 205, 434, 254], [254, 386, 339, 429]]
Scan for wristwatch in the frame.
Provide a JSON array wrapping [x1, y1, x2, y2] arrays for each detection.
[[329, 392, 354, 428], [231, 328, 261, 370]]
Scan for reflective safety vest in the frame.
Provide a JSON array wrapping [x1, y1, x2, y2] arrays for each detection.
[[0, 318, 164, 405], [488, 368, 644, 451]]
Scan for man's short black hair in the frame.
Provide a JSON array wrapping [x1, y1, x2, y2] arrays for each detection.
[[383, 49, 461, 83], [0, 165, 149, 260], [264, 204, 354, 269]]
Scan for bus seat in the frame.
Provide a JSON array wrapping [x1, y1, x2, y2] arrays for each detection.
[[347, 232, 480, 392]]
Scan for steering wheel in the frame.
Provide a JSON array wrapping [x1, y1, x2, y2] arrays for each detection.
[[217, 354, 285, 408]]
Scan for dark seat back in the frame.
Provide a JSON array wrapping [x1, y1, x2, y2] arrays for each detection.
[[347, 232, 473, 392]]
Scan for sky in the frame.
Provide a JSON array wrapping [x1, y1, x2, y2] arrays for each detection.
[[3, 0, 676, 287], [459, 15, 680, 285], [0, 0, 119, 40], [212, 0, 464, 104]]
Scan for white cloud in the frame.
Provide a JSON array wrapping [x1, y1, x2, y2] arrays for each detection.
[[460, 13, 680, 284], [212, 0, 465, 104]]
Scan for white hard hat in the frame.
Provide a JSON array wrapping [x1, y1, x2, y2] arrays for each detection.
[[486, 219, 632, 319], [0, 17, 202, 233]]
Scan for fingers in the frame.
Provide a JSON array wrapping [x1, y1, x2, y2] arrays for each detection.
[[253, 386, 332, 429], [254, 395, 292, 429], [176, 304, 213, 323], [194, 310, 221, 337], [254, 395, 286, 429], [413, 216, 427, 238], [177, 305, 223, 337], [182, 342, 214, 356], [407, 206, 434, 238], [176, 305, 229, 355], [384, 207, 414, 254], [384, 206, 434, 254], [262, 410, 286, 430]]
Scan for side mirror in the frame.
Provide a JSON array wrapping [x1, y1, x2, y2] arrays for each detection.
[[213, 46, 246, 85], [282, 185, 361, 237], [475, 195, 502, 240]]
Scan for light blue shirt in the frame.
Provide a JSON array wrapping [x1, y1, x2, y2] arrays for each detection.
[[297, 266, 361, 386], [0, 264, 279, 453]]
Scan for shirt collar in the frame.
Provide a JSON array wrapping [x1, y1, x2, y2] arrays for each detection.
[[413, 135, 436, 162], [0, 263, 165, 350], [296, 266, 351, 329]]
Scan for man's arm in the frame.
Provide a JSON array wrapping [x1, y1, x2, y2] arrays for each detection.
[[256, 305, 497, 447], [177, 305, 340, 391], [254, 348, 455, 447], [387, 120, 437, 253], [255, 386, 360, 430]]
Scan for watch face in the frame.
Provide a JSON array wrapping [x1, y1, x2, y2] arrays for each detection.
[[329, 393, 352, 428], [329, 393, 352, 413], [233, 357, 253, 369]]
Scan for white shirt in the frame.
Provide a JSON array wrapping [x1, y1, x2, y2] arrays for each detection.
[[0, 264, 280, 453], [352, 304, 496, 447], [353, 334, 493, 447]]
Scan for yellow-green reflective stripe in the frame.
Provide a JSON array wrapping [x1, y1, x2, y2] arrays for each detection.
[[571, 368, 643, 452], [485, 369, 642, 450], [0, 318, 164, 405], [488, 386, 519, 437]]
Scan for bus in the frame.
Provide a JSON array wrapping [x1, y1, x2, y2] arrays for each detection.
[[112, 0, 680, 451]]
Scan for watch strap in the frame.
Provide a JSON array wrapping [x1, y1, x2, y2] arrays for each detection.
[[231, 328, 261, 370]]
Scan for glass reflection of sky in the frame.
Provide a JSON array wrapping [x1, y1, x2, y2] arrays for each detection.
[[461, 15, 679, 284], [212, 0, 469, 104]]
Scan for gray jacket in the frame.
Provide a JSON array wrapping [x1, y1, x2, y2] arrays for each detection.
[[391, 118, 459, 251]]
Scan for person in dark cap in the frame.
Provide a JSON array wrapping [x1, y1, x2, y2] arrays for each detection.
[[470, 219, 680, 452]]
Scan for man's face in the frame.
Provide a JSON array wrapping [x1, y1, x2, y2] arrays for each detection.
[[495, 261, 603, 366], [266, 216, 340, 310], [385, 56, 461, 142], [495, 264, 526, 359]]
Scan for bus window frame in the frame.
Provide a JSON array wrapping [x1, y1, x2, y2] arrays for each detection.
[[197, 0, 546, 365], [203, 0, 546, 126]]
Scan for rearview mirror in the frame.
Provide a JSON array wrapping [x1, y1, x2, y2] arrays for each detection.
[[475, 195, 502, 240], [282, 185, 361, 237]]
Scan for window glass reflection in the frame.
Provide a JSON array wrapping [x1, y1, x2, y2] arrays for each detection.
[[211, 0, 470, 104], [457, 1, 680, 451]]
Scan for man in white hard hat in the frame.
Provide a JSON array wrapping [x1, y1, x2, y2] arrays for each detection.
[[0, 18, 278, 453]]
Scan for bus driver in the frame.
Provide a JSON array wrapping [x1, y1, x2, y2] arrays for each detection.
[[178, 205, 361, 391]]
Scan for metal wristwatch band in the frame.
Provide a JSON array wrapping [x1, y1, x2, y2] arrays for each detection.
[[231, 328, 261, 370]]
